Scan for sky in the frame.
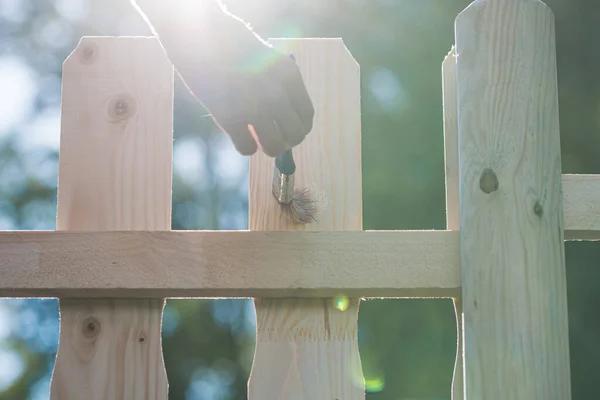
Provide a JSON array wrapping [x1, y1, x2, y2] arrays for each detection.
[[0, 52, 52, 394]]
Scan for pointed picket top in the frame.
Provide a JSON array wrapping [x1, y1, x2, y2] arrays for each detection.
[[249, 38, 362, 232], [454, 0, 571, 398], [52, 36, 173, 399]]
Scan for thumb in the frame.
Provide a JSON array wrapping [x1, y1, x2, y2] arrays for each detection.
[[214, 120, 258, 156]]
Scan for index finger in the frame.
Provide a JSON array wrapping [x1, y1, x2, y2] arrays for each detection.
[[281, 63, 315, 135]]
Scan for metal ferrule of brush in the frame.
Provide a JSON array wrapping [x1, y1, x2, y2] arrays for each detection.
[[272, 168, 295, 204], [272, 148, 296, 204]]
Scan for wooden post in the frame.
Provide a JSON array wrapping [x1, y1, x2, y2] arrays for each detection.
[[247, 38, 365, 399], [455, 0, 571, 398], [50, 37, 173, 399], [442, 46, 463, 400]]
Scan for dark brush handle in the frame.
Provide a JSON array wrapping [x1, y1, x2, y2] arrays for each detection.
[[275, 148, 295, 175], [274, 53, 300, 176]]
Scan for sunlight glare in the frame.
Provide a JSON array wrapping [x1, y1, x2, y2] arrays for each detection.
[[170, 0, 210, 31], [0, 57, 37, 136], [365, 376, 385, 393], [333, 295, 350, 311], [0, 348, 24, 391]]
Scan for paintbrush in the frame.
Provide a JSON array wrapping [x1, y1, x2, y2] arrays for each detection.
[[272, 148, 320, 224], [270, 52, 320, 223]]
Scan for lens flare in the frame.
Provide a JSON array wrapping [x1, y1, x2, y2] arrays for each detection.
[[365, 376, 385, 393], [333, 295, 349, 311]]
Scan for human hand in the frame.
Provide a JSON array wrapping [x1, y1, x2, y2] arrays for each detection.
[[131, 0, 315, 157], [129, 0, 314, 157], [184, 46, 315, 157]]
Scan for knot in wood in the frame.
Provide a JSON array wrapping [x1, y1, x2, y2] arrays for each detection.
[[81, 316, 101, 339], [107, 94, 136, 123], [114, 101, 128, 115], [479, 169, 499, 194], [78, 43, 98, 64], [534, 201, 543, 217]]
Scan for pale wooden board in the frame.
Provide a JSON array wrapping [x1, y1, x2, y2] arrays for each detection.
[[0, 230, 460, 298], [247, 38, 365, 399], [248, 39, 362, 232], [562, 174, 600, 240], [443, 46, 460, 233], [455, 1, 571, 398], [442, 46, 464, 400], [49, 36, 172, 399]]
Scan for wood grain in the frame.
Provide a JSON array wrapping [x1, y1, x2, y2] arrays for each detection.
[[247, 38, 365, 399], [443, 46, 460, 233], [248, 39, 362, 232], [442, 45, 464, 400], [1, 174, 599, 301], [455, 0, 571, 398], [0, 230, 460, 298], [49, 36, 172, 399]]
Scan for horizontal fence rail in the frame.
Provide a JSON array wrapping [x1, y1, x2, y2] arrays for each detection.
[[0, 192, 598, 298], [0, 230, 460, 298]]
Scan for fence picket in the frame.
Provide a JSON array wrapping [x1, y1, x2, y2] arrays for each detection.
[[247, 38, 365, 399], [50, 36, 173, 400]]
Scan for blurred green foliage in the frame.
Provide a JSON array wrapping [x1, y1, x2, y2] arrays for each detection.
[[1, 0, 599, 399]]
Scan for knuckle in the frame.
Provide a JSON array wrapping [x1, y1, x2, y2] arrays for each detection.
[[262, 147, 279, 157], [304, 117, 314, 134], [261, 141, 286, 158], [237, 145, 257, 156]]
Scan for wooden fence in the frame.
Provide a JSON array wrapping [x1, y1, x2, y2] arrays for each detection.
[[1, 0, 594, 398]]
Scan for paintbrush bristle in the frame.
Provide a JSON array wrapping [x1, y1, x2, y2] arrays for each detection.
[[279, 186, 321, 224]]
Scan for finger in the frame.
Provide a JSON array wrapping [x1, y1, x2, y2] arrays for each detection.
[[268, 92, 308, 148], [215, 120, 258, 156], [281, 65, 315, 133], [250, 117, 287, 157]]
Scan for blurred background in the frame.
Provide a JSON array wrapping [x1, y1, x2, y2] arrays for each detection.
[[1, 0, 599, 398]]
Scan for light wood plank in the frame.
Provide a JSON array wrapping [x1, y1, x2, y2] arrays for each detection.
[[442, 45, 464, 400], [247, 40, 362, 232], [443, 46, 460, 233], [562, 174, 600, 239], [455, 0, 571, 398], [0, 230, 460, 298], [247, 38, 365, 399], [49, 36, 172, 399]]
